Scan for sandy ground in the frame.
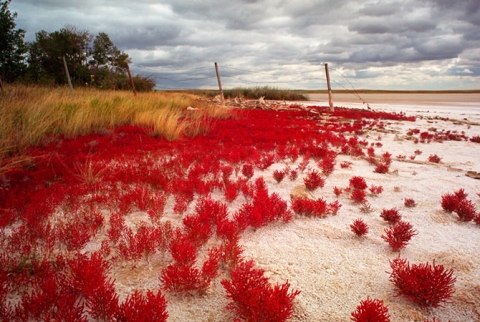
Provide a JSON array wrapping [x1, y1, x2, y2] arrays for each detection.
[[111, 96, 480, 321]]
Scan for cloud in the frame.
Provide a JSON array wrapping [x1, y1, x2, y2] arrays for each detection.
[[8, 0, 480, 90]]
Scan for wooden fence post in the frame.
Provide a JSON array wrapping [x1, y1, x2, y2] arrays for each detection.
[[325, 63, 334, 112], [62, 56, 74, 93], [214, 62, 225, 105], [125, 63, 137, 96]]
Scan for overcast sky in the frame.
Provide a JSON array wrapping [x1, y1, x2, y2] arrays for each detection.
[[10, 0, 480, 90]]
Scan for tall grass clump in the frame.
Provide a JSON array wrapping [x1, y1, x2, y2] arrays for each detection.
[[0, 85, 232, 174], [223, 86, 308, 101]]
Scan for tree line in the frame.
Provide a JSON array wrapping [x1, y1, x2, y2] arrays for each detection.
[[0, 0, 155, 91]]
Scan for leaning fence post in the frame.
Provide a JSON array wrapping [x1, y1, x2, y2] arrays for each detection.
[[324, 63, 334, 112], [62, 56, 74, 93], [125, 62, 137, 96], [214, 62, 225, 105]]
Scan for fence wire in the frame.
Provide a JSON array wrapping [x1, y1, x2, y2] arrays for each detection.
[[131, 62, 368, 103]]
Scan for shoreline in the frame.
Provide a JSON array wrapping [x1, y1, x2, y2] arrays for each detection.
[[307, 93, 480, 106]]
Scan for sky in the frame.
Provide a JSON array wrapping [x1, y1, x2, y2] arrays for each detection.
[[9, 0, 480, 90]]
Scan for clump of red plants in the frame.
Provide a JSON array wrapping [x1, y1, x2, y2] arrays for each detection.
[[273, 169, 286, 183], [221, 260, 300, 322], [350, 189, 367, 204], [0, 105, 419, 319], [349, 176, 368, 190], [380, 208, 402, 224], [351, 297, 390, 322], [404, 198, 417, 208], [303, 169, 325, 191], [428, 154, 442, 163], [441, 188, 477, 222], [381, 221, 417, 252], [350, 219, 369, 237], [389, 256, 456, 308]]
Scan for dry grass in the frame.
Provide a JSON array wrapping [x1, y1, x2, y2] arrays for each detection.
[[0, 85, 232, 174]]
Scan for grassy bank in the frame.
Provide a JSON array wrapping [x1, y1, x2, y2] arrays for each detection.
[[0, 85, 231, 174]]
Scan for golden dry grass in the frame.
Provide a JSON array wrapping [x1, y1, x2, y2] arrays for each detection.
[[0, 85, 232, 174]]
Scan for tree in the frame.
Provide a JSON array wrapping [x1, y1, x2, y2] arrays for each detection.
[[27, 26, 92, 85], [0, 0, 27, 83], [89, 32, 131, 88]]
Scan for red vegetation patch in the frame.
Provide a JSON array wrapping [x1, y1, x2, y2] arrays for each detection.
[[351, 297, 390, 322], [0, 106, 418, 318], [380, 208, 402, 224], [350, 189, 367, 204], [350, 219, 369, 237], [382, 221, 417, 252], [303, 170, 325, 191], [349, 176, 368, 190], [404, 198, 417, 208], [389, 257, 456, 308], [221, 260, 300, 322], [428, 154, 442, 163], [441, 189, 477, 222], [291, 197, 328, 217]]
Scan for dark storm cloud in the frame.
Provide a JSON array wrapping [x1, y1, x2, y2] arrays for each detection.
[[8, 0, 480, 90]]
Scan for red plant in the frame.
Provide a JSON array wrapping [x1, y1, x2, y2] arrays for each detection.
[[273, 169, 286, 183], [349, 176, 367, 190], [350, 219, 369, 237], [474, 213, 480, 226], [469, 135, 480, 143], [404, 198, 417, 208], [333, 186, 343, 196], [221, 260, 300, 322], [351, 297, 390, 322], [115, 290, 168, 322], [374, 163, 389, 174], [68, 252, 119, 320], [369, 185, 383, 196], [235, 177, 292, 229], [382, 152, 392, 166], [340, 161, 352, 168], [327, 200, 342, 215], [350, 189, 367, 204], [382, 221, 417, 252], [225, 181, 239, 202], [291, 197, 327, 217], [389, 256, 456, 308], [380, 208, 401, 224], [428, 154, 442, 163], [173, 194, 191, 214], [455, 198, 476, 222], [414, 149, 422, 155], [241, 163, 254, 179], [441, 193, 459, 213], [288, 169, 298, 180], [303, 170, 325, 191], [320, 156, 336, 176]]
